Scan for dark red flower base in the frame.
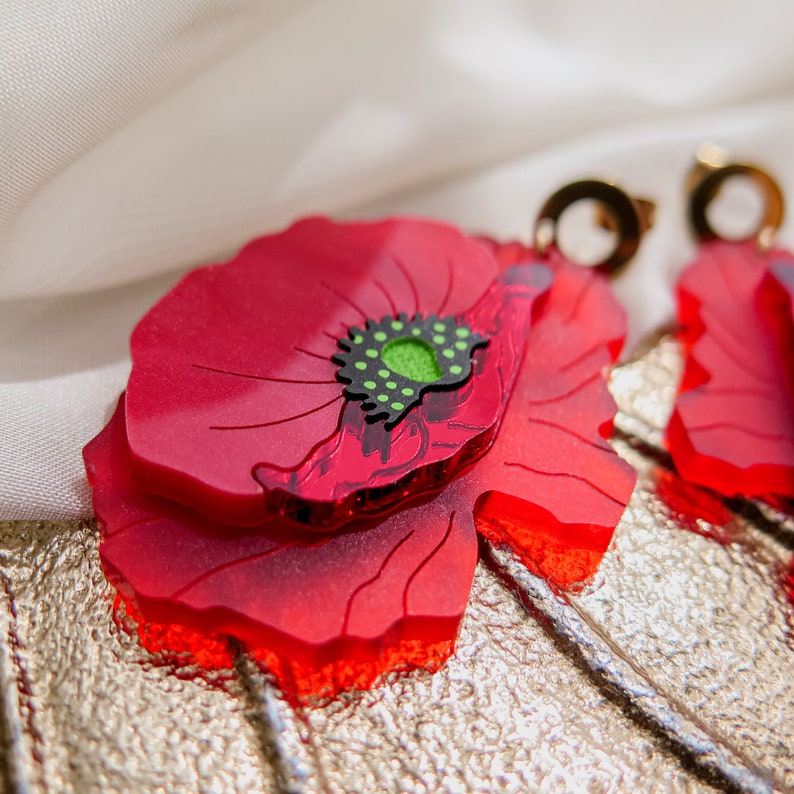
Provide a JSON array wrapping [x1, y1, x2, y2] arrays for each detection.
[[667, 240, 794, 501]]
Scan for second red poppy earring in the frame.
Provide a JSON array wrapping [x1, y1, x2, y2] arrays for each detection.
[[666, 145, 794, 505]]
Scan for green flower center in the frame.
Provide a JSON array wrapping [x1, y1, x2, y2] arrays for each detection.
[[381, 338, 442, 383], [334, 312, 488, 428]]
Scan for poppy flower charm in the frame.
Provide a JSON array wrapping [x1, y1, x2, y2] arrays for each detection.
[[666, 150, 794, 503], [667, 240, 794, 501], [84, 208, 637, 701]]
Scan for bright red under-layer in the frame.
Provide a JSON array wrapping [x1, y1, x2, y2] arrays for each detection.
[[114, 592, 453, 706]]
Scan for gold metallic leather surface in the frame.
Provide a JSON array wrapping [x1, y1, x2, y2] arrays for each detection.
[[0, 522, 273, 794], [0, 335, 791, 792], [254, 564, 723, 794]]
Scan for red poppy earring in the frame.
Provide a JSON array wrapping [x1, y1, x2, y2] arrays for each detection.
[[666, 145, 794, 506], [83, 180, 646, 702]]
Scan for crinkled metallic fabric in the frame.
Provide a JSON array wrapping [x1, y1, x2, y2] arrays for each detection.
[[0, 335, 791, 792]]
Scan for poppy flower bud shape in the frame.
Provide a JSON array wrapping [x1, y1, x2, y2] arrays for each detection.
[[84, 216, 636, 701], [334, 313, 487, 427]]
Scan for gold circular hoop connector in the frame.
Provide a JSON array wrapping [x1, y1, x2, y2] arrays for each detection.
[[533, 179, 655, 276], [687, 143, 785, 249]]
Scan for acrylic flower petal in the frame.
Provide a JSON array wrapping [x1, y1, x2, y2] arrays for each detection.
[[85, 396, 478, 672], [466, 245, 637, 588], [764, 258, 794, 344], [667, 240, 794, 500], [125, 218, 516, 526], [253, 263, 553, 526]]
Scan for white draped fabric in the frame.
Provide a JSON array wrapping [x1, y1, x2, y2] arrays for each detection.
[[2, 0, 794, 519]]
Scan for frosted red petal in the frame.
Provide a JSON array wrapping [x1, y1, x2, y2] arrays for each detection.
[[84, 396, 478, 673], [667, 240, 794, 500], [467, 244, 636, 588], [125, 217, 546, 527]]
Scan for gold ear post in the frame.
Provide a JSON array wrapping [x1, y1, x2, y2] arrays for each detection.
[[533, 179, 655, 277], [686, 143, 784, 250]]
